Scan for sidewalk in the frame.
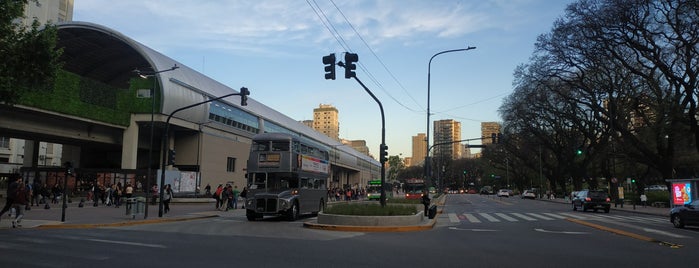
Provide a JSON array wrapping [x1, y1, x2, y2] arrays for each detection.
[[541, 197, 670, 217], [0, 198, 237, 229]]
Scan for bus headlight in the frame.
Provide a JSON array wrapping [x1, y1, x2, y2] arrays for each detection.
[[280, 199, 289, 210]]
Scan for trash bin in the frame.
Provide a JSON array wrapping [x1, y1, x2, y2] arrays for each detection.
[[125, 197, 137, 218], [135, 196, 146, 214], [428, 205, 437, 219]]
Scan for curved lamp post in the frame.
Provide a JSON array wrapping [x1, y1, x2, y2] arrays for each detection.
[[425, 46, 476, 190], [133, 64, 179, 219]]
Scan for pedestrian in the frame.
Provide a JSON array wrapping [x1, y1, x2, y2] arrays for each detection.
[[11, 180, 30, 228], [214, 184, 224, 210], [163, 184, 173, 213], [93, 182, 102, 207], [113, 182, 122, 208], [640, 193, 648, 207], [151, 184, 159, 205], [51, 183, 62, 204], [232, 185, 240, 209], [125, 183, 134, 198], [222, 185, 233, 211], [205, 183, 211, 196], [421, 190, 431, 216], [0, 175, 20, 222], [240, 187, 248, 209], [31, 180, 41, 206]]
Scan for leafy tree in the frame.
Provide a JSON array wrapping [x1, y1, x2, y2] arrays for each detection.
[[0, 0, 62, 105]]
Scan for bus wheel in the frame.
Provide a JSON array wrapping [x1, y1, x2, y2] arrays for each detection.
[[246, 210, 257, 221], [287, 202, 299, 221]]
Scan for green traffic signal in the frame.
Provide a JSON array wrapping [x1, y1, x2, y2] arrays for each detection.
[[576, 149, 583, 155]]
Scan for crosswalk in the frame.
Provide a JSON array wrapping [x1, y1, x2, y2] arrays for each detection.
[[448, 211, 667, 225]]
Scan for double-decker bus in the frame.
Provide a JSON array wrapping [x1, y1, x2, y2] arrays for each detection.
[[404, 178, 426, 199], [245, 133, 329, 221]]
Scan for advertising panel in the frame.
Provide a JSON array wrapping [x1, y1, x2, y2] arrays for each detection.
[[672, 182, 692, 205]]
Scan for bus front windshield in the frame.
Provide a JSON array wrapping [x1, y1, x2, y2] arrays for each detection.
[[250, 173, 298, 191]]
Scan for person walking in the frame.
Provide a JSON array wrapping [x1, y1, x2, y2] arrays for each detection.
[[240, 187, 248, 209], [0, 175, 20, 222], [163, 184, 173, 214], [214, 184, 224, 210], [11, 180, 30, 228], [232, 185, 241, 209], [125, 183, 134, 198], [421, 190, 431, 216]]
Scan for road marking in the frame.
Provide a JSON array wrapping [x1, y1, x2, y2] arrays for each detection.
[[559, 212, 586, 219], [449, 227, 498, 232], [448, 213, 460, 223], [566, 218, 684, 249], [463, 213, 481, 223], [534, 228, 588, 235], [527, 213, 554, 220], [511, 213, 537, 221], [543, 213, 567, 219], [479, 213, 500, 222], [642, 228, 689, 238], [494, 213, 518, 222], [86, 238, 166, 248]]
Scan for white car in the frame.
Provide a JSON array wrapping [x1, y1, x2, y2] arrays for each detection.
[[497, 189, 510, 197], [521, 190, 536, 199]]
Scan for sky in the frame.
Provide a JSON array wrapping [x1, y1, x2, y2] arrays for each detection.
[[72, 0, 574, 159]]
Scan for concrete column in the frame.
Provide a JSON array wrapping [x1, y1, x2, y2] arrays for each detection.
[[23, 140, 38, 167], [121, 116, 140, 169]]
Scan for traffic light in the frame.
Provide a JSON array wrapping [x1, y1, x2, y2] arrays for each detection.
[[575, 149, 583, 155], [240, 87, 250, 106], [168, 149, 176, 165], [64, 161, 73, 176], [322, 54, 336, 80], [491, 133, 496, 144], [344, 53, 358, 79], [380, 144, 388, 163]]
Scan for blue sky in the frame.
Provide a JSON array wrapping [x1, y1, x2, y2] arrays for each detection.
[[73, 0, 573, 158]]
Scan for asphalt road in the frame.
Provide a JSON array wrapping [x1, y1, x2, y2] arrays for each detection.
[[1, 194, 698, 267]]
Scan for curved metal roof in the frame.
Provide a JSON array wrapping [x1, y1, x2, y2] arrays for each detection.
[[55, 21, 379, 166]]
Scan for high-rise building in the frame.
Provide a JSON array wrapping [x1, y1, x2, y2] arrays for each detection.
[[481, 122, 501, 145], [342, 139, 370, 158], [411, 133, 426, 166], [20, 0, 74, 27], [313, 104, 340, 141], [300, 120, 313, 129], [433, 119, 461, 160]]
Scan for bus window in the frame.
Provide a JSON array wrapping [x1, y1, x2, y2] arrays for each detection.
[[272, 141, 290, 151], [252, 141, 269, 152], [250, 173, 266, 189]]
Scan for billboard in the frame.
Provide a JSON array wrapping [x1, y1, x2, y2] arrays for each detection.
[[672, 182, 692, 205]]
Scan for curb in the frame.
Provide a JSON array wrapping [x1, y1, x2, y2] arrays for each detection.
[[34, 215, 218, 229], [303, 217, 436, 232]]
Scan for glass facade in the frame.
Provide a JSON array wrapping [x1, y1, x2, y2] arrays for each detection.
[[209, 101, 259, 134]]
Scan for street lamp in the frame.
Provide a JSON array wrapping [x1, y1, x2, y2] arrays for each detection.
[[425, 46, 476, 189], [133, 64, 179, 219]]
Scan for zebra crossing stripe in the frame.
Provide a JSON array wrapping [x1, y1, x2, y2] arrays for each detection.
[[494, 213, 518, 222], [542, 213, 567, 219], [511, 213, 537, 221], [526, 213, 554, 220], [479, 213, 500, 222], [449, 213, 460, 223], [559, 212, 587, 219], [463, 213, 481, 223]]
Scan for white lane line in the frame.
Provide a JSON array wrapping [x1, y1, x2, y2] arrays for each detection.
[[535, 228, 588, 235], [463, 213, 481, 223], [86, 238, 166, 248], [479, 213, 500, 222], [495, 213, 518, 222]]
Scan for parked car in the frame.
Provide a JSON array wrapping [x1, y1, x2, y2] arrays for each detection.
[[572, 189, 611, 213], [521, 190, 536, 199], [670, 200, 699, 228], [480, 186, 494, 195], [497, 189, 510, 197]]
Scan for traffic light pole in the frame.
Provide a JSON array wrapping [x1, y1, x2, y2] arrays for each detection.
[[349, 75, 387, 207], [157, 89, 250, 217]]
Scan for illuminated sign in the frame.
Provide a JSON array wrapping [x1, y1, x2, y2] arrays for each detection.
[[258, 153, 281, 167], [672, 182, 692, 205]]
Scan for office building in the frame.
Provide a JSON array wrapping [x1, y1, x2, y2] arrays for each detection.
[[313, 104, 340, 141], [434, 119, 462, 160]]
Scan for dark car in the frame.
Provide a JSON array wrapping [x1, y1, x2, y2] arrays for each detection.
[[670, 200, 699, 228], [572, 190, 611, 213]]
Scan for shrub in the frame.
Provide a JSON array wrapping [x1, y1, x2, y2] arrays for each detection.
[[324, 203, 417, 216]]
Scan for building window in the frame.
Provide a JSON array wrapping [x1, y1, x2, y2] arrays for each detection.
[[0, 137, 9, 148], [226, 157, 236, 172]]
